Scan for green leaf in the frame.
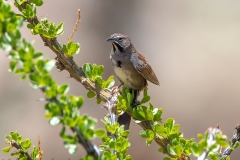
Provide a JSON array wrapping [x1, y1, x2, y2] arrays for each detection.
[[74, 96, 84, 108], [158, 147, 163, 153], [5, 135, 12, 142], [153, 108, 162, 122], [143, 89, 148, 97], [21, 138, 32, 150], [139, 129, 154, 146], [87, 91, 95, 98], [163, 157, 171, 160], [95, 76, 103, 87], [233, 141, 240, 149], [94, 65, 104, 76], [155, 124, 168, 137], [208, 152, 219, 160], [173, 144, 183, 156], [94, 129, 105, 137], [45, 87, 57, 98], [83, 63, 92, 78], [120, 130, 130, 137], [2, 147, 12, 153], [9, 61, 18, 72], [103, 75, 115, 88], [49, 117, 60, 126], [97, 98, 101, 104], [27, 23, 34, 29], [10, 132, 19, 141], [141, 95, 150, 104], [31, 146, 39, 159], [164, 118, 174, 131], [29, 0, 43, 6], [171, 124, 180, 134], [57, 84, 69, 94], [33, 52, 42, 59], [65, 41, 80, 56], [167, 144, 177, 156], [60, 126, 66, 137], [56, 22, 64, 35]]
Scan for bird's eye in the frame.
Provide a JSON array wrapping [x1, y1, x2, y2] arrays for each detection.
[[118, 38, 123, 42]]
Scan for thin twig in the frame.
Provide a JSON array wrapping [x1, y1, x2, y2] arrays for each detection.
[[38, 135, 43, 160], [68, 9, 81, 43]]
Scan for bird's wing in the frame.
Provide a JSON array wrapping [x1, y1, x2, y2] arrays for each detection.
[[131, 52, 160, 85]]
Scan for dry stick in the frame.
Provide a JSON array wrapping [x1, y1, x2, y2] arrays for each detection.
[[38, 135, 43, 160], [17, 1, 189, 159], [68, 9, 81, 43]]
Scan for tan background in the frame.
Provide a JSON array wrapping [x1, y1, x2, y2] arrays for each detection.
[[1, 0, 240, 159]]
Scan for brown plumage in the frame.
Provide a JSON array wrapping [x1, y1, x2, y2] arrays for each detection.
[[106, 33, 160, 130]]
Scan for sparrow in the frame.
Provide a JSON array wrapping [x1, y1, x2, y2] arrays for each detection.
[[106, 33, 160, 130]]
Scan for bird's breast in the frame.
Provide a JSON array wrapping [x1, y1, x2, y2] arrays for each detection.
[[113, 62, 146, 90]]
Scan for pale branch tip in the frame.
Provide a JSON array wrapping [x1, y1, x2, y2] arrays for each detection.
[[68, 9, 81, 43]]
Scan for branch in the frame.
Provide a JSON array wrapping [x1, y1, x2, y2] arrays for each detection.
[[41, 88, 100, 159], [10, 140, 33, 160], [16, 1, 190, 159], [222, 124, 240, 157]]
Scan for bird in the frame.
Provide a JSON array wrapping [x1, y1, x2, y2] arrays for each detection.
[[106, 33, 160, 130]]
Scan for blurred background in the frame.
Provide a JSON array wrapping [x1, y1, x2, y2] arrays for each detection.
[[1, 0, 240, 159]]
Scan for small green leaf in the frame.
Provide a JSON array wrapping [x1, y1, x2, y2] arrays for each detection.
[[87, 91, 95, 98], [60, 126, 66, 137], [97, 99, 101, 104], [141, 95, 150, 104], [167, 144, 177, 156], [57, 84, 69, 94], [94, 65, 104, 76], [10, 132, 19, 141], [2, 147, 12, 153], [171, 124, 180, 134], [27, 23, 34, 29], [164, 118, 174, 130], [56, 22, 64, 35], [103, 75, 115, 88], [83, 63, 92, 78], [33, 52, 43, 59], [158, 147, 163, 153], [65, 41, 80, 56], [9, 61, 18, 72], [31, 146, 39, 158], [21, 138, 32, 150], [233, 141, 240, 149], [155, 124, 168, 137], [94, 129, 105, 137], [29, 0, 44, 6], [153, 108, 162, 122]]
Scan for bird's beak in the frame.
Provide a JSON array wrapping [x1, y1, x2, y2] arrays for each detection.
[[106, 36, 114, 42]]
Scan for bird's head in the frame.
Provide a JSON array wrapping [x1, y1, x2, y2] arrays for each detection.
[[106, 33, 131, 52]]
